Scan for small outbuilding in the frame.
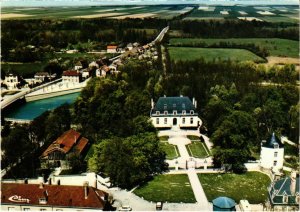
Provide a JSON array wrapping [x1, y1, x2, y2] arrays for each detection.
[[212, 196, 236, 211]]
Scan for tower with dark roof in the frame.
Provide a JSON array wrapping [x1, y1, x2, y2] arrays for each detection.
[[260, 132, 284, 171]]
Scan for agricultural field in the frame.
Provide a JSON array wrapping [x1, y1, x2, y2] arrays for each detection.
[[198, 172, 271, 204], [184, 5, 298, 23], [168, 47, 265, 63], [134, 174, 196, 203], [1, 5, 194, 20], [169, 38, 299, 58], [1, 62, 45, 78]]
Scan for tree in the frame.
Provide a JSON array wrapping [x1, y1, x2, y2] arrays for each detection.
[[88, 132, 167, 189]]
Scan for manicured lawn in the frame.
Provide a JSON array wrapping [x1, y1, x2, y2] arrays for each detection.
[[169, 38, 299, 58], [187, 141, 209, 158], [134, 174, 196, 203], [187, 135, 200, 140], [160, 142, 179, 160], [198, 172, 271, 204], [159, 136, 169, 141], [168, 47, 265, 63]]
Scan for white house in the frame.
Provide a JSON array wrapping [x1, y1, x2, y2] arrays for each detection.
[[260, 132, 284, 171], [62, 70, 82, 83], [74, 61, 83, 70], [96, 65, 110, 78], [126, 43, 133, 51], [4, 74, 19, 90], [150, 96, 202, 129], [106, 45, 118, 53]]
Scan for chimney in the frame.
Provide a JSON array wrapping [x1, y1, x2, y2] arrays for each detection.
[[290, 171, 297, 195], [195, 100, 197, 109], [164, 95, 166, 98], [192, 97, 195, 105], [151, 98, 154, 109], [84, 182, 89, 199], [74, 135, 77, 144], [39, 183, 44, 189]]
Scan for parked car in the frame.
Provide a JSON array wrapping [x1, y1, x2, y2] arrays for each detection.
[[118, 205, 132, 211]]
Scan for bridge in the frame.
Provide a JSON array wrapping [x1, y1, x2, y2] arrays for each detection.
[[4, 118, 32, 124], [1, 78, 62, 110]]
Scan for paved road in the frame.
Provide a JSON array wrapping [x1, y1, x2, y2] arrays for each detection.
[[187, 169, 209, 206]]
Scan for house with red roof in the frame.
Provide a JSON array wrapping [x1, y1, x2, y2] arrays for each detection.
[[40, 129, 89, 168], [1, 183, 108, 211], [62, 70, 82, 83], [106, 45, 118, 53]]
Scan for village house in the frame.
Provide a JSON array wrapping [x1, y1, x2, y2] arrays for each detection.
[[62, 70, 82, 83], [96, 65, 110, 78], [150, 96, 202, 129], [126, 43, 133, 51], [1, 183, 108, 211], [74, 61, 83, 70], [267, 171, 299, 211], [40, 129, 89, 169], [4, 73, 19, 90], [106, 45, 118, 53], [260, 133, 284, 172], [82, 69, 92, 79], [34, 72, 56, 82]]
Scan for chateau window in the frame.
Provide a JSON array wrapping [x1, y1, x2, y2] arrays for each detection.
[[274, 144, 279, 149], [274, 152, 278, 157], [273, 161, 277, 166], [296, 195, 300, 203], [173, 103, 176, 108], [190, 118, 193, 124], [164, 111, 168, 115], [8, 208, 15, 211], [40, 209, 46, 211], [164, 118, 167, 124], [182, 118, 185, 124], [156, 118, 159, 125], [182, 103, 185, 108], [182, 110, 186, 115], [23, 208, 30, 211], [156, 111, 160, 115], [173, 110, 177, 115], [190, 110, 194, 115]]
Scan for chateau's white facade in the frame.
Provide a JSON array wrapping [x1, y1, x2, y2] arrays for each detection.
[[260, 133, 284, 171], [4, 74, 19, 90], [150, 96, 202, 129]]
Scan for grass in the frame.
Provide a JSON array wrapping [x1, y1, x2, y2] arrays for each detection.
[[160, 142, 179, 160], [169, 38, 299, 58], [198, 172, 271, 204], [187, 141, 209, 158], [168, 47, 265, 63], [159, 136, 169, 141], [187, 135, 200, 140], [1, 62, 45, 78], [134, 174, 196, 203]]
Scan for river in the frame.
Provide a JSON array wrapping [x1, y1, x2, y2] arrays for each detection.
[[4, 92, 80, 120]]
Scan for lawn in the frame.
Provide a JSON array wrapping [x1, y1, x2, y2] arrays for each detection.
[[159, 136, 169, 141], [187, 141, 210, 158], [134, 174, 196, 203], [1, 62, 45, 78], [160, 142, 180, 160], [169, 38, 299, 58], [187, 135, 200, 140], [168, 47, 265, 63], [198, 172, 271, 204]]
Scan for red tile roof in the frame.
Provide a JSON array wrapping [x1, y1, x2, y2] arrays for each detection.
[[41, 129, 89, 158], [1, 183, 107, 209], [62, 70, 80, 76], [107, 45, 117, 49]]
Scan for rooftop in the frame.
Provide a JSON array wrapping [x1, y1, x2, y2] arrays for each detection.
[[62, 70, 81, 76], [1, 183, 107, 209], [262, 132, 284, 149]]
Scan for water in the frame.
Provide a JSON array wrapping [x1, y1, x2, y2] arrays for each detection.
[[4, 92, 80, 120]]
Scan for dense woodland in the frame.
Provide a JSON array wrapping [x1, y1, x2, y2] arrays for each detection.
[[1, 17, 299, 184]]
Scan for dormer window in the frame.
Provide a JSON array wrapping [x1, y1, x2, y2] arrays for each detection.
[[190, 110, 194, 115], [173, 103, 176, 108], [39, 197, 47, 204], [273, 144, 279, 149], [283, 195, 288, 203], [164, 111, 168, 115], [156, 111, 160, 115], [182, 110, 186, 115], [182, 103, 185, 108], [164, 104, 167, 110], [173, 110, 177, 115]]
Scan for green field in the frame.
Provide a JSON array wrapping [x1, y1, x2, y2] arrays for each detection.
[[168, 47, 265, 63], [1, 62, 45, 78], [134, 174, 196, 203], [187, 141, 210, 158], [198, 172, 271, 204], [160, 142, 180, 160], [169, 38, 299, 58]]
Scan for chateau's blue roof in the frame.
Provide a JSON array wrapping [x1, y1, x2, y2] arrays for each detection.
[[151, 96, 197, 115], [263, 132, 284, 148]]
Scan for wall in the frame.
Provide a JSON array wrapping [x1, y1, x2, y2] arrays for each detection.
[[25, 88, 81, 102], [260, 147, 284, 170], [151, 116, 201, 128]]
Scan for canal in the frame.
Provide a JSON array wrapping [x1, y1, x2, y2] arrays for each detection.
[[4, 92, 80, 120]]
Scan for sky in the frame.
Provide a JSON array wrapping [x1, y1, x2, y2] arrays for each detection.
[[1, 0, 299, 7]]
